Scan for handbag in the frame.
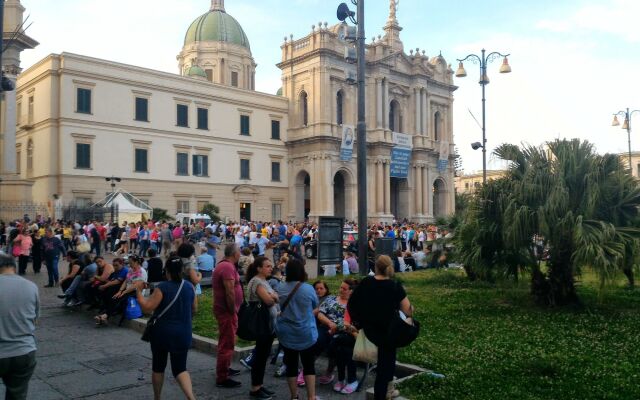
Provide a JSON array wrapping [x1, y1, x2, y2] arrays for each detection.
[[353, 329, 378, 363], [237, 300, 272, 341], [387, 282, 420, 348], [125, 296, 143, 320], [141, 280, 185, 342]]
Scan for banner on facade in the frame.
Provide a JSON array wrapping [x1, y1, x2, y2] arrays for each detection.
[[340, 125, 355, 161], [390, 132, 413, 178], [437, 140, 450, 172]]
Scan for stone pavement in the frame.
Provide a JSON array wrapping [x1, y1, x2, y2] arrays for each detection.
[[0, 253, 373, 400]]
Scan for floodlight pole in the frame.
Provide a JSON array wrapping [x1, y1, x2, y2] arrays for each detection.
[[355, 0, 368, 276]]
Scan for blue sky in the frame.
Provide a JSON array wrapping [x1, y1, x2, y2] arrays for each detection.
[[19, 0, 640, 173]]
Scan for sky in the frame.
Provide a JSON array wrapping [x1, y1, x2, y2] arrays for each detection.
[[18, 0, 640, 173]]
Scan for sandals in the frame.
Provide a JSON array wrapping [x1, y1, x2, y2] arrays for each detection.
[[94, 314, 108, 326]]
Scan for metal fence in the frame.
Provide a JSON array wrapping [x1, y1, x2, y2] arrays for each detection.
[[0, 202, 118, 223]]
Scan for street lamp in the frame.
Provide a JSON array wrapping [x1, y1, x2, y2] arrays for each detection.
[[456, 49, 511, 184], [612, 108, 640, 174], [105, 176, 121, 223], [337, 0, 368, 275]]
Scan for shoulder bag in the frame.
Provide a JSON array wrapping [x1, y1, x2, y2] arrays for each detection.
[[237, 279, 273, 341], [353, 328, 378, 363], [141, 280, 185, 342], [387, 281, 420, 348]]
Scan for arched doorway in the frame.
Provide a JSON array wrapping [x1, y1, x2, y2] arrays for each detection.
[[433, 178, 447, 218], [390, 177, 409, 221], [334, 172, 346, 218], [295, 170, 311, 221]]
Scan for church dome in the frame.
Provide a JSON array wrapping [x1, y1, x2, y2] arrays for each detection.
[[186, 65, 208, 79], [184, 1, 250, 51]]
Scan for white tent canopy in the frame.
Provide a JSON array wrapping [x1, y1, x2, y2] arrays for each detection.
[[92, 189, 152, 223]]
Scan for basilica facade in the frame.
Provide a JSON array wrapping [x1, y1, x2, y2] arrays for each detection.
[[4, 0, 455, 223]]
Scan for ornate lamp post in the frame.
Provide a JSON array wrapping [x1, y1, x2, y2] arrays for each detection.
[[612, 108, 640, 173], [456, 49, 511, 184], [337, 0, 368, 275], [105, 176, 121, 223]]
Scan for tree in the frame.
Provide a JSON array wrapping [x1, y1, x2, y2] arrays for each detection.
[[200, 203, 221, 222], [152, 207, 170, 222], [457, 139, 640, 306]]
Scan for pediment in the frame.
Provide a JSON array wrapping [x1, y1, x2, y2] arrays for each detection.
[[232, 185, 260, 195]]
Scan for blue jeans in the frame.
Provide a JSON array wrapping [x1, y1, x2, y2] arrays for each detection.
[[45, 255, 59, 285], [139, 240, 150, 257]]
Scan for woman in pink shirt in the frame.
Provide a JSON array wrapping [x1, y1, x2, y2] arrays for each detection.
[[172, 224, 184, 251], [14, 228, 33, 275]]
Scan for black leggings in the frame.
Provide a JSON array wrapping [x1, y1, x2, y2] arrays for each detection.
[[328, 334, 357, 383], [151, 342, 188, 377], [283, 345, 315, 378], [374, 344, 397, 400], [251, 335, 274, 386]]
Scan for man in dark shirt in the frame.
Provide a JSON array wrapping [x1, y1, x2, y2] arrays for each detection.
[[90, 223, 101, 256], [41, 228, 66, 287]]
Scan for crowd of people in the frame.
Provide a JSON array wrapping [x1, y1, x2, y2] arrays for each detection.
[[0, 215, 427, 400]]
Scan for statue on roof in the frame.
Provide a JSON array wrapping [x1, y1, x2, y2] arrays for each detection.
[[389, 0, 399, 23]]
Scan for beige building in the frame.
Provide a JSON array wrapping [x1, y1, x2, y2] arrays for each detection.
[[5, 0, 457, 223], [455, 170, 506, 194]]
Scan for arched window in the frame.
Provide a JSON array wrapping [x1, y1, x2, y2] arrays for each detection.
[[336, 90, 344, 125], [26, 139, 33, 171], [300, 91, 308, 126], [389, 100, 402, 132], [434, 111, 441, 141]]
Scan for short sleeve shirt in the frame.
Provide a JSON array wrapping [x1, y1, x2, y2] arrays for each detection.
[[319, 295, 347, 326], [212, 260, 243, 315]]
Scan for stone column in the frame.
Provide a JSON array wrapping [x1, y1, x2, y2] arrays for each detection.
[[376, 79, 383, 128], [414, 89, 420, 135], [2, 83, 17, 174], [376, 160, 384, 214], [425, 167, 433, 217], [384, 161, 391, 215], [421, 89, 427, 135], [382, 79, 388, 129], [425, 92, 431, 138], [422, 166, 429, 216], [415, 165, 423, 215]]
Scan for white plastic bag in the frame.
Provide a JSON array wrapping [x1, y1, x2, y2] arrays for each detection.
[[353, 329, 378, 363]]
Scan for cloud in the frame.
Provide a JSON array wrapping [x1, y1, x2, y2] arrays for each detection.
[[536, 0, 640, 43]]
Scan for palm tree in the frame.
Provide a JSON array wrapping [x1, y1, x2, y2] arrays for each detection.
[[460, 139, 640, 306]]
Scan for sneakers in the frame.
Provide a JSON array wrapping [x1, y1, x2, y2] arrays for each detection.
[[216, 379, 241, 388], [318, 374, 334, 385], [228, 367, 241, 377], [296, 369, 305, 387], [240, 353, 253, 370], [333, 381, 346, 392], [274, 364, 286, 377], [249, 389, 272, 400], [340, 381, 359, 394]]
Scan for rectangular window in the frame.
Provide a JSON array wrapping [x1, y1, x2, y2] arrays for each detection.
[[177, 152, 189, 175], [240, 158, 250, 180], [135, 97, 148, 121], [192, 154, 208, 177], [271, 120, 280, 140], [231, 71, 238, 87], [16, 102, 21, 124], [16, 151, 21, 174], [76, 143, 91, 169], [177, 200, 190, 214], [75, 198, 92, 207], [177, 104, 189, 127], [135, 148, 148, 172], [637, 163, 640, 177], [197, 108, 208, 130], [271, 161, 281, 182], [205, 69, 213, 82], [272, 203, 282, 221], [240, 115, 250, 135], [28, 96, 34, 124], [77, 88, 91, 114]]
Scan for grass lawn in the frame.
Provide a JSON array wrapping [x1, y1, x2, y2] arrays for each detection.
[[193, 270, 640, 399]]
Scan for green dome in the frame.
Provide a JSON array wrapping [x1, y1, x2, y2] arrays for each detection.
[[276, 87, 283, 96], [184, 9, 250, 50], [186, 65, 207, 78]]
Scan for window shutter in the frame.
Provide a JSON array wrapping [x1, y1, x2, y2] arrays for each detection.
[[203, 156, 208, 176]]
